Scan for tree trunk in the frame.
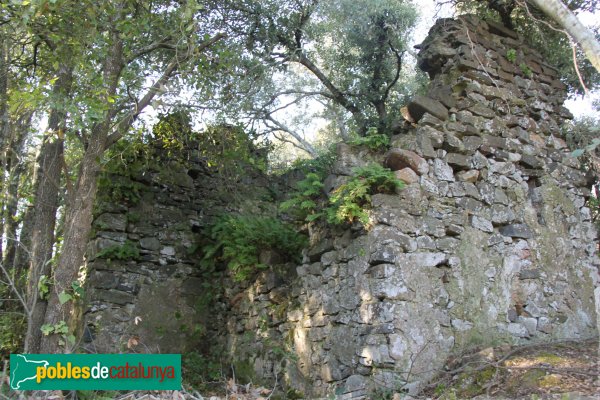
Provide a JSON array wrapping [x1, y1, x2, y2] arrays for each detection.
[[24, 65, 73, 354], [528, 0, 600, 73], [37, 11, 223, 352], [296, 53, 368, 135], [39, 11, 124, 351], [39, 125, 108, 353], [2, 114, 31, 271], [0, 27, 9, 262]]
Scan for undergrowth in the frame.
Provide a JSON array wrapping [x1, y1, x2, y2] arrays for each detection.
[[282, 163, 402, 227], [327, 164, 403, 225], [349, 127, 390, 150], [199, 215, 307, 281]]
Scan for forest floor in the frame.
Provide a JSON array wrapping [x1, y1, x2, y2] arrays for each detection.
[[420, 336, 599, 400], [5, 338, 598, 399]]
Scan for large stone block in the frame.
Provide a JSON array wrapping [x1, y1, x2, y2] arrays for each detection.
[[407, 95, 449, 122], [385, 148, 429, 175]]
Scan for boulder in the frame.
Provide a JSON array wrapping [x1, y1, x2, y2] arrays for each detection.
[[385, 148, 429, 175]]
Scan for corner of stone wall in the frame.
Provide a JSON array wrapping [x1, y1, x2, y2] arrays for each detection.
[[222, 14, 599, 398]]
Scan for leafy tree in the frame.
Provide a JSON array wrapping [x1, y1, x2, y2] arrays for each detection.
[[0, 0, 225, 354], [209, 0, 423, 148], [529, 0, 600, 73]]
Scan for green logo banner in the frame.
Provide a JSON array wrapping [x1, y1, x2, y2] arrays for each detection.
[[10, 354, 181, 391]]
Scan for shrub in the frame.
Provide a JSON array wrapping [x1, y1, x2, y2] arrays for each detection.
[[327, 164, 403, 226], [280, 172, 325, 222], [349, 127, 390, 150], [200, 215, 307, 281]]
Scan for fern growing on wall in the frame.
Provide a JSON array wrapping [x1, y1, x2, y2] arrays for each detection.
[[199, 215, 307, 281]]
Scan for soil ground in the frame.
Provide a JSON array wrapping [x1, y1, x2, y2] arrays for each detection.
[[422, 337, 599, 400]]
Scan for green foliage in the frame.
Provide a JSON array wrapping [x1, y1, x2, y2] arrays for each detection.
[[287, 144, 337, 177], [0, 312, 26, 356], [506, 49, 517, 63], [198, 124, 269, 175], [38, 274, 50, 300], [40, 320, 76, 347], [200, 215, 307, 281], [96, 240, 140, 261], [97, 136, 151, 207], [327, 164, 403, 226], [126, 211, 141, 224], [349, 127, 390, 150], [152, 111, 195, 152], [519, 63, 533, 78], [280, 172, 325, 222], [182, 351, 222, 389]]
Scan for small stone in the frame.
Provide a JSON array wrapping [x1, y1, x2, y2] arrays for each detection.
[[446, 153, 471, 170], [451, 319, 473, 331], [537, 317, 553, 333], [95, 213, 128, 232], [520, 154, 543, 169], [370, 263, 396, 279], [488, 233, 504, 246], [499, 224, 533, 239], [518, 316, 538, 336], [471, 215, 493, 232], [434, 159, 455, 181], [411, 252, 447, 267], [395, 168, 419, 184], [139, 237, 161, 251], [471, 104, 496, 118], [507, 322, 529, 338], [437, 237, 460, 252], [471, 152, 489, 169], [160, 246, 175, 256], [370, 245, 397, 265], [463, 136, 483, 152], [547, 135, 567, 149], [507, 309, 518, 322], [446, 224, 464, 236], [415, 127, 437, 157], [457, 169, 480, 183], [385, 148, 429, 175], [491, 204, 515, 225], [417, 236, 436, 250], [443, 133, 465, 152], [519, 269, 541, 280]]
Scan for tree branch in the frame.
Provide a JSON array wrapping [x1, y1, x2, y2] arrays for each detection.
[[126, 37, 177, 64], [295, 52, 366, 133], [264, 114, 317, 156], [105, 33, 225, 148]]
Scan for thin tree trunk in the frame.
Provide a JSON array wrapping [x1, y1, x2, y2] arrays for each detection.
[[39, 11, 124, 351], [2, 114, 31, 271], [528, 0, 600, 72], [24, 64, 73, 354], [40, 125, 107, 353], [0, 27, 9, 262]]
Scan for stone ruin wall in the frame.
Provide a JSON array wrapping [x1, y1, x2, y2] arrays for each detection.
[[221, 15, 598, 397], [84, 14, 599, 399], [83, 143, 274, 355]]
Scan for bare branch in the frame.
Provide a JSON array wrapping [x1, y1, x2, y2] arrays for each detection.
[[264, 115, 317, 156]]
